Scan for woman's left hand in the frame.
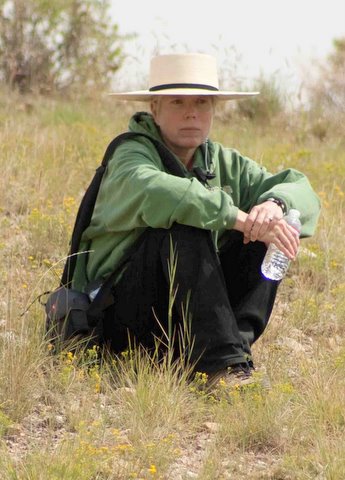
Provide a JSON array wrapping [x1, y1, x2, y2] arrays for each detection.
[[243, 201, 284, 244]]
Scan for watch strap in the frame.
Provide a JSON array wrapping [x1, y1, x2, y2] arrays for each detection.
[[266, 197, 287, 214]]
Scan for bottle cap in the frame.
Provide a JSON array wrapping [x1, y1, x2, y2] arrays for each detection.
[[288, 209, 300, 217]]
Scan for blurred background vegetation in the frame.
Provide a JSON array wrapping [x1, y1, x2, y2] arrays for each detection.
[[0, 0, 344, 125], [0, 0, 126, 94]]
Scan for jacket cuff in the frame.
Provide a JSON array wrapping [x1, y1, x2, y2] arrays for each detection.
[[225, 205, 239, 229]]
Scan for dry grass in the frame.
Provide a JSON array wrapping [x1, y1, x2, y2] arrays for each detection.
[[1, 89, 345, 479]]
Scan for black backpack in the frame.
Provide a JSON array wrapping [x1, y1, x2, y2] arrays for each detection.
[[44, 129, 187, 349]]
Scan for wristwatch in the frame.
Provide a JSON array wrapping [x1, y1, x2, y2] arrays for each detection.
[[266, 197, 287, 214]]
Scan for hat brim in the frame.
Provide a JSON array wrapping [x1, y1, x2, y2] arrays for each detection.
[[108, 89, 259, 102]]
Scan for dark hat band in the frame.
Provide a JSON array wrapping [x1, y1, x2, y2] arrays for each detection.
[[149, 83, 219, 92]]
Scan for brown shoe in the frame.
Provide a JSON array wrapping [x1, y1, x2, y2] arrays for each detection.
[[207, 363, 272, 394], [207, 363, 254, 390]]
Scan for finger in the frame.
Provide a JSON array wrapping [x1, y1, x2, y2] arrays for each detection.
[[243, 210, 258, 239], [275, 229, 299, 259], [263, 221, 299, 259], [289, 232, 300, 257], [250, 212, 274, 241], [284, 224, 300, 253]]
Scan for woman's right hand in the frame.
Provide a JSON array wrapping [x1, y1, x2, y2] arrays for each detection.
[[234, 210, 300, 260], [258, 218, 300, 259]]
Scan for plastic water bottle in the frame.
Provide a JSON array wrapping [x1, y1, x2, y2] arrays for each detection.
[[261, 209, 301, 281]]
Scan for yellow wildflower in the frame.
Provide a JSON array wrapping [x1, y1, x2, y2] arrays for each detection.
[[148, 464, 157, 474]]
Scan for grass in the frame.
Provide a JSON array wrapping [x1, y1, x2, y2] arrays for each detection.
[[1, 88, 345, 479]]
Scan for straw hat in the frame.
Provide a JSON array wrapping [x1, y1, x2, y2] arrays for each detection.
[[109, 53, 259, 101]]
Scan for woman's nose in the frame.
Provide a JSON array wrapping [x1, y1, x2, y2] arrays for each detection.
[[184, 103, 197, 118]]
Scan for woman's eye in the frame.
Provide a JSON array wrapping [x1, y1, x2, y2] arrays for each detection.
[[197, 98, 210, 106], [196, 98, 212, 111]]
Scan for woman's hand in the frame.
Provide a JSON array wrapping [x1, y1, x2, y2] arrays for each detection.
[[259, 218, 300, 259], [234, 202, 300, 260], [243, 201, 284, 244]]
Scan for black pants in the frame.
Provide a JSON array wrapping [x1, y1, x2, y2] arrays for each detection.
[[102, 224, 279, 374]]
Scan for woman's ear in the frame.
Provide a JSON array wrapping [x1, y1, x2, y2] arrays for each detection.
[[150, 98, 159, 123]]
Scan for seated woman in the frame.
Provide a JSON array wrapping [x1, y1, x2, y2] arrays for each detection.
[[72, 53, 320, 386]]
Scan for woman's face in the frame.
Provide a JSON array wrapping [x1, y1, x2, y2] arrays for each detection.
[[151, 95, 214, 160]]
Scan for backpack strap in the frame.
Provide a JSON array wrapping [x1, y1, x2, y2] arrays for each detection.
[[61, 131, 186, 287]]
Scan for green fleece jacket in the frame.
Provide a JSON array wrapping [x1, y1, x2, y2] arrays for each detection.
[[73, 112, 320, 291]]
